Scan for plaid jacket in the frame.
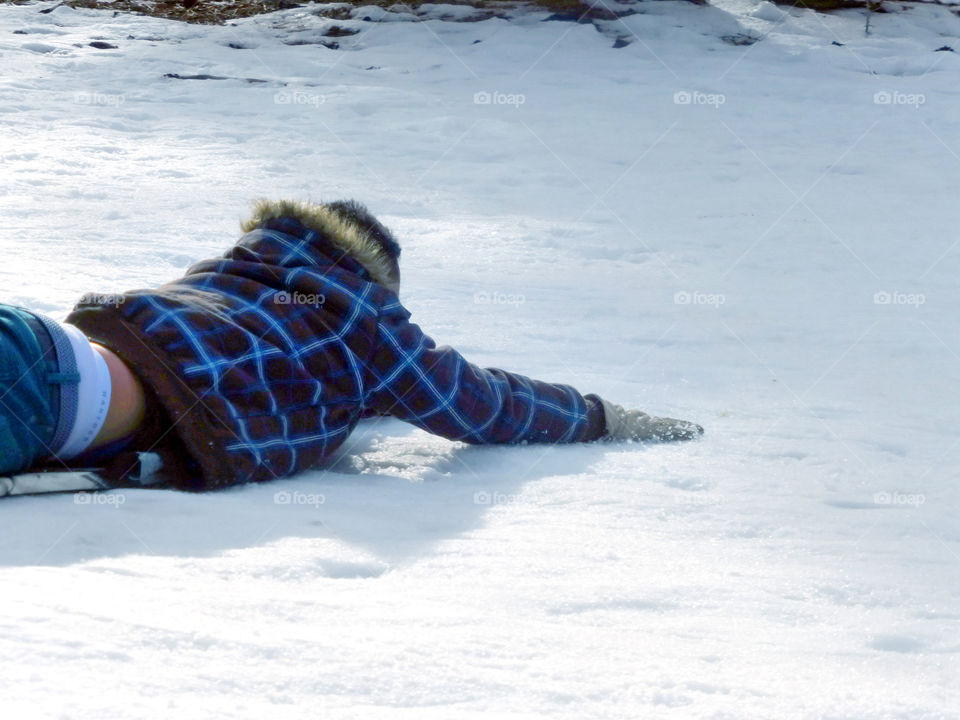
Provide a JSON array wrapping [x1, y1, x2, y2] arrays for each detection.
[[66, 213, 605, 490]]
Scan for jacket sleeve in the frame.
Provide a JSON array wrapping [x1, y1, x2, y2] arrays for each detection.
[[361, 299, 606, 444]]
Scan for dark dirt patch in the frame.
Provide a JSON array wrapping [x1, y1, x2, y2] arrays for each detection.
[[0, 0, 649, 25]]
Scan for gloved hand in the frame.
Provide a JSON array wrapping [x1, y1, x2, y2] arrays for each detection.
[[600, 399, 703, 442]]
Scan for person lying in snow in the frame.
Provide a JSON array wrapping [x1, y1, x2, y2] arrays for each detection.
[[0, 199, 703, 490]]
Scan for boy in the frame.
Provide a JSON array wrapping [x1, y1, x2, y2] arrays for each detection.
[[0, 199, 702, 491]]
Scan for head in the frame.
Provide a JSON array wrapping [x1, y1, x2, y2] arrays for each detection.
[[324, 199, 402, 292], [241, 198, 402, 295]]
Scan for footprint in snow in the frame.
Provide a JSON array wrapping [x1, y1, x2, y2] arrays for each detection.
[[21, 42, 65, 54]]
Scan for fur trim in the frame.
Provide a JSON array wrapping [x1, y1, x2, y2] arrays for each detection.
[[241, 199, 400, 294]]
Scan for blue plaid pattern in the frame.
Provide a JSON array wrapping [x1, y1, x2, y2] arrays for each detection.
[[67, 216, 604, 489]]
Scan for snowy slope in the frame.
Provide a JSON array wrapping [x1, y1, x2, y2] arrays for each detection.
[[1, 1, 959, 717]]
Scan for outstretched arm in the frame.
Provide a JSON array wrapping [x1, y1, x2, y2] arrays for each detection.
[[361, 299, 702, 444], [362, 299, 604, 444]]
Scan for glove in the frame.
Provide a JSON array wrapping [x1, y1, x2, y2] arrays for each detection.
[[600, 399, 703, 442]]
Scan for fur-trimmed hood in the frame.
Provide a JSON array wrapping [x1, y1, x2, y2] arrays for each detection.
[[241, 199, 401, 294]]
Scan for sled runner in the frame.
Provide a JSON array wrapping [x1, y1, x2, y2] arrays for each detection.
[[0, 452, 166, 498]]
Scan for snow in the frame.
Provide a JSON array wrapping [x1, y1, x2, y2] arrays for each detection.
[[1, 0, 960, 717]]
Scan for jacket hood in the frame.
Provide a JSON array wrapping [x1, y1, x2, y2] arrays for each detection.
[[241, 198, 401, 294]]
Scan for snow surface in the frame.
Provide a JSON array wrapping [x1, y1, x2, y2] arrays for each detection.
[[1, 0, 960, 717]]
